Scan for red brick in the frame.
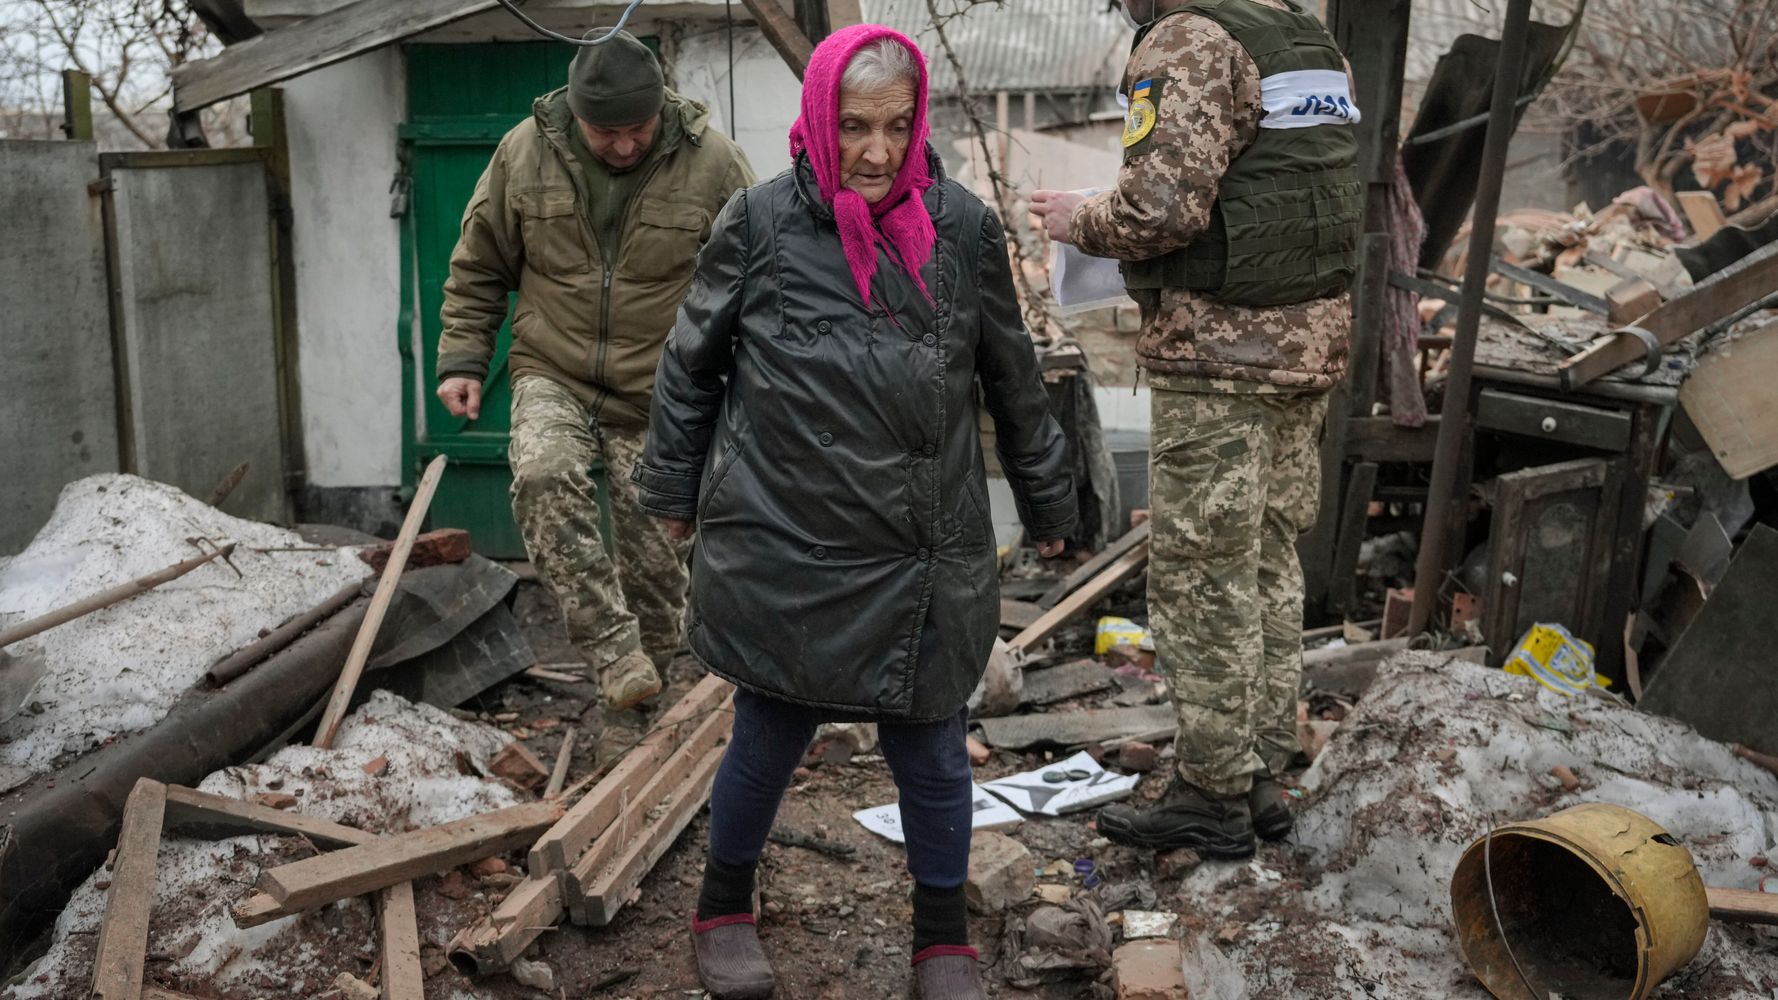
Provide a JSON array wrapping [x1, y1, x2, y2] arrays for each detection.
[[358, 528, 473, 574]]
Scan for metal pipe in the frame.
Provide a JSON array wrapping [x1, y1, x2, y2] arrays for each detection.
[[205, 579, 364, 687], [1406, 0, 1536, 638]]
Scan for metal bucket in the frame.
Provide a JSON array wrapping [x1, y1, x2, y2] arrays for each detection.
[[1451, 803, 1709, 1000]]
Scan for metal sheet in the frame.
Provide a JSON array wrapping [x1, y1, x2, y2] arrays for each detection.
[[0, 140, 120, 555]]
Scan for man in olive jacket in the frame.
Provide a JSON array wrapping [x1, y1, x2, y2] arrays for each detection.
[[436, 32, 754, 709]]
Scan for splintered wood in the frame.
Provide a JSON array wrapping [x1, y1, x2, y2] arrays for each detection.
[[91, 779, 168, 1000]]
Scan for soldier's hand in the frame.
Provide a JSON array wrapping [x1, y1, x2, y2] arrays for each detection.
[[664, 518, 696, 541], [1036, 539, 1065, 558], [1030, 189, 1085, 244], [437, 377, 483, 420]]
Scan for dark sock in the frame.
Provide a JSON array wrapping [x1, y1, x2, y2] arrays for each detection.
[[697, 855, 757, 922], [911, 882, 969, 953]]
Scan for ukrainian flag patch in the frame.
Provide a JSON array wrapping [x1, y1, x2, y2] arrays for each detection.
[[1122, 77, 1162, 149]]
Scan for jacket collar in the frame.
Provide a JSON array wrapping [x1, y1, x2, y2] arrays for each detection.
[[531, 87, 708, 160]]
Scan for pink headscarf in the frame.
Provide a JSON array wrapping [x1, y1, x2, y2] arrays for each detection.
[[788, 25, 936, 307]]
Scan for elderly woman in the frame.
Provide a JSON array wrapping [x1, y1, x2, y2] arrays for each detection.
[[631, 24, 1075, 1000]]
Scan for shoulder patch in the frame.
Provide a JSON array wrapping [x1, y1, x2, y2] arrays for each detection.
[[1122, 77, 1164, 149]]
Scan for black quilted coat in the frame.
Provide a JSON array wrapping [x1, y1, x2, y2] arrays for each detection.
[[633, 154, 1076, 720]]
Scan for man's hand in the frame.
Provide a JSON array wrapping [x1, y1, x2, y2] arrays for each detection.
[[437, 377, 483, 420], [1030, 189, 1087, 245], [1036, 539, 1065, 558], [664, 518, 697, 541]]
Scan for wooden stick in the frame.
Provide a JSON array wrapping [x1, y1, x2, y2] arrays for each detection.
[[163, 784, 376, 847], [1008, 542, 1150, 654], [1036, 523, 1152, 609], [0, 545, 235, 649], [206, 459, 252, 508], [572, 740, 726, 927], [379, 882, 425, 1000], [736, 0, 814, 78], [1707, 886, 1778, 926], [253, 800, 561, 915], [447, 874, 565, 975], [526, 665, 589, 685], [529, 675, 733, 874], [1732, 743, 1778, 779], [544, 727, 576, 799], [91, 778, 168, 1000], [314, 454, 447, 749]]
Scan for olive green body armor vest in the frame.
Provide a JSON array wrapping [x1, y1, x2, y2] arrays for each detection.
[[1122, 0, 1362, 307]]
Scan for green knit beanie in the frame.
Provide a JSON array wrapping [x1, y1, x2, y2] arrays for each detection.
[[567, 30, 665, 126]]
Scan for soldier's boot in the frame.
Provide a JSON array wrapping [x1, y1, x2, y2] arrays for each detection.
[[911, 947, 986, 1000], [1250, 776, 1294, 842], [1096, 775, 1255, 858], [599, 649, 662, 711], [691, 914, 776, 999]]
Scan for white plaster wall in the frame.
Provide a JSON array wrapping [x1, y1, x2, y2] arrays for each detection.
[[282, 49, 406, 487], [669, 25, 802, 181]]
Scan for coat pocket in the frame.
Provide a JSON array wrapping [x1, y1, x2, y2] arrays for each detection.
[[622, 199, 709, 282], [516, 190, 590, 276]]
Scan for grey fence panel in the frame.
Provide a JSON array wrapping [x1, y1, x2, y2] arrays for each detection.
[[0, 140, 121, 555], [111, 162, 287, 524]]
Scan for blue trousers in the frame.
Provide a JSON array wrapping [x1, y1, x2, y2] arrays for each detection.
[[707, 688, 974, 889]]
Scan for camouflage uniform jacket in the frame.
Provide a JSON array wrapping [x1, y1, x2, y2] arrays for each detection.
[[1070, 3, 1352, 391]]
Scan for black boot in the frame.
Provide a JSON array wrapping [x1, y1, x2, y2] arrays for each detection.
[[1249, 776, 1294, 842], [1096, 775, 1255, 858]]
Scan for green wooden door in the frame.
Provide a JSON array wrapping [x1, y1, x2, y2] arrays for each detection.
[[400, 42, 595, 558]]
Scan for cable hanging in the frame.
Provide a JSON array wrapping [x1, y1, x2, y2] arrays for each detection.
[[492, 0, 650, 45]]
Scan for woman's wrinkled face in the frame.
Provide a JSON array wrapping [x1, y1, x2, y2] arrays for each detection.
[[838, 79, 916, 204]]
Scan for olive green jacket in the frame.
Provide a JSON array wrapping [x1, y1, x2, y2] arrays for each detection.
[[438, 89, 755, 428]]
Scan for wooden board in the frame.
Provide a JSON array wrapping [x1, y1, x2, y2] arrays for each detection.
[[380, 882, 424, 1000], [1707, 886, 1778, 926], [1680, 322, 1778, 479], [974, 705, 1175, 751], [1019, 660, 1118, 707], [230, 891, 284, 929], [737, 0, 814, 78], [563, 704, 733, 922], [1482, 458, 1620, 665], [529, 674, 732, 874], [1009, 542, 1150, 654], [1678, 191, 1727, 240], [91, 778, 168, 1000], [1036, 523, 1152, 609], [999, 599, 1044, 630], [448, 874, 564, 974], [574, 741, 726, 927], [172, 0, 497, 112], [1640, 525, 1778, 758], [163, 784, 376, 847], [254, 800, 563, 914]]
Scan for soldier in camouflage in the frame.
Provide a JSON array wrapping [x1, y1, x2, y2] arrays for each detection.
[[1032, 0, 1359, 857], [436, 33, 753, 710]]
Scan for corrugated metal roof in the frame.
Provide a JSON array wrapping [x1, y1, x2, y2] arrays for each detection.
[[859, 0, 1132, 94]]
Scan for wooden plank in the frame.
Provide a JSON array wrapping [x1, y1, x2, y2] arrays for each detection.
[[737, 0, 814, 79], [574, 741, 726, 926], [1330, 462, 1379, 613], [974, 705, 1175, 751], [163, 784, 376, 848], [1036, 523, 1152, 609], [1707, 886, 1778, 926], [230, 891, 285, 929], [1678, 191, 1727, 241], [1009, 542, 1150, 654], [1560, 241, 1778, 389], [1680, 322, 1778, 479], [91, 778, 169, 1000], [529, 674, 733, 874], [1019, 660, 1117, 707], [563, 702, 734, 923], [379, 882, 424, 1000], [254, 800, 563, 914], [1346, 416, 1440, 464], [314, 454, 446, 748], [447, 874, 564, 974], [999, 599, 1043, 630], [171, 0, 497, 112], [544, 726, 576, 799]]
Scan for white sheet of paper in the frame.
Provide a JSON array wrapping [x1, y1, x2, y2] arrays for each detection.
[[980, 750, 1140, 817], [853, 783, 1024, 843], [1051, 241, 1130, 315]]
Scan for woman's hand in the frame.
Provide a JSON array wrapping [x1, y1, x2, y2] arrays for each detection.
[[1036, 539, 1065, 558], [664, 518, 697, 541]]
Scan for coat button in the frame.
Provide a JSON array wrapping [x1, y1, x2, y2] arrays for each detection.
[[819, 432, 834, 446], [813, 546, 828, 559], [921, 333, 936, 347], [917, 547, 931, 561], [923, 443, 936, 457], [817, 320, 832, 335]]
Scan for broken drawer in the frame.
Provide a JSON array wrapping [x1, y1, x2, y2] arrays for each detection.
[[1475, 389, 1633, 452]]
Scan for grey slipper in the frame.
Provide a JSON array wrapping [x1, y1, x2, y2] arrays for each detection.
[[692, 914, 775, 999], [912, 946, 985, 999]]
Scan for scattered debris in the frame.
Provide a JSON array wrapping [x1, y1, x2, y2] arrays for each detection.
[[1121, 910, 1179, 940], [964, 830, 1035, 913], [855, 785, 1021, 843], [980, 751, 1139, 817], [1113, 938, 1188, 1000], [965, 735, 991, 766], [489, 741, 549, 791], [509, 957, 555, 992], [1021, 659, 1119, 707], [332, 972, 379, 1000]]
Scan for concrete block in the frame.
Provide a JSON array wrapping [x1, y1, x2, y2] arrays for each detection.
[[965, 830, 1034, 913], [1114, 939, 1187, 1000]]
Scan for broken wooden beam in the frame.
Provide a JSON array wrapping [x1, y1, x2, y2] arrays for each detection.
[[1733, 743, 1778, 779], [1677, 191, 1727, 241], [246, 799, 562, 919], [529, 674, 732, 874], [1707, 886, 1778, 926], [162, 784, 375, 848], [1036, 523, 1152, 609], [544, 726, 576, 799], [0, 545, 236, 649], [447, 873, 565, 975], [380, 882, 425, 1000], [314, 454, 446, 749], [737, 0, 815, 78], [1008, 541, 1150, 654], [91, 778, 169, 1000]]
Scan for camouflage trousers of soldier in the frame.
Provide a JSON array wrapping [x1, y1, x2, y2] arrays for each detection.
[[1148, 387, 1328, 797], [509, 374, 690, 674]]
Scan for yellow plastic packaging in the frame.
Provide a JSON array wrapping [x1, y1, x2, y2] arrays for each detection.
[[1503, 623, 1609, 695], [1094, 616, 1151, 656]]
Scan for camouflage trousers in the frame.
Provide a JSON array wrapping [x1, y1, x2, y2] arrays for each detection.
[[1148, 387, 1328, 797], [509, 375, 690, 672]]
